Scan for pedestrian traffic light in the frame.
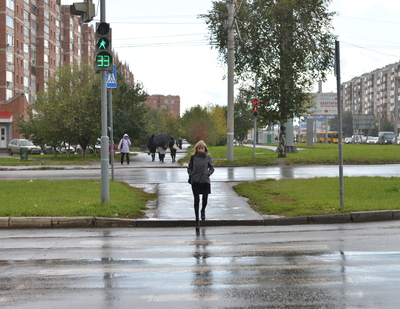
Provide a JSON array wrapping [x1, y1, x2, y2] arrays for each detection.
[[252, 99, 259, 117], [70, 0, 95, 23], [94, 22, 113, 73]]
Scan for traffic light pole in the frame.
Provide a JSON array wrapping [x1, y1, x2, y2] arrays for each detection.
[[100, 0, 109, 203]]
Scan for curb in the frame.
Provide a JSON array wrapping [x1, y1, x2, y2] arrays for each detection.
[[1, 210, 400, 228]]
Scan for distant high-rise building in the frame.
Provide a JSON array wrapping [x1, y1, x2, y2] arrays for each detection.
[[145, 94, 180, 117], [341, 62, 400, 126], [0, 0, 133, 151]]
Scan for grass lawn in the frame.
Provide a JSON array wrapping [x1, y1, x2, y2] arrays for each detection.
[[0, 180, 155, 218], [233, 177, 400, 217], [1, 143, 399, 218]]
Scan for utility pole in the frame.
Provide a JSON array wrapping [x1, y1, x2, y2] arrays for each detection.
[[335, 40, 344, 208], [227, 0, 235, 162]]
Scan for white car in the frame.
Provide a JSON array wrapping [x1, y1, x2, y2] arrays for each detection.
[[7, 139, 42, 155]]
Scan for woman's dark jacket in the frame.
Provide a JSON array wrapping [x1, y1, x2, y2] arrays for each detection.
[[187, 152, 214, 185]]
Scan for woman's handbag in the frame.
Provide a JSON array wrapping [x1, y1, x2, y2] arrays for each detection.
[[173, 143, 178, 150]]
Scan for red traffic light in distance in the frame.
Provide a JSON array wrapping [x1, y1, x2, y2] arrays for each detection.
[[252, 99, 259, 117]]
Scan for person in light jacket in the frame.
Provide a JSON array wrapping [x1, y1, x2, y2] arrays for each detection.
[[118, 134, 131, 164], [187, 140, 214, 232]]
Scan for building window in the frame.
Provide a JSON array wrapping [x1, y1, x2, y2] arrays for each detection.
[[24, 76, 29, 88], [7, 34, 14, 46], [56, 19, 60, 28], [24, 10, 29, 21], [6, 0, 14, 10], [6, 16, 14, 29], [44, 9, 49, 20], [44, 54, 48, 63], [24, 43, 29, 54], [7, 89, 13, 100], [6, 52, 13, 64], [44, 39, 49, 48], [6, 71, 13, 83], [24, 26, 29, 37]]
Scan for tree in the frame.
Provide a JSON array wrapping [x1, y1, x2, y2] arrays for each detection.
[[208, 104, 227, 146], [142, 108, 181, 145], [234, 87, 254, 142], [18, 62, 102, 157], [328, 111, 353, 137], [201, 0, 336, 157], [180, 106, 214, 145], [111, 68, 149, 145]]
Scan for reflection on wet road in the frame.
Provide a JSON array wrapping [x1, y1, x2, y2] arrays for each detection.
[[1, 222, 400, 308], [1, 164, 400, 183]]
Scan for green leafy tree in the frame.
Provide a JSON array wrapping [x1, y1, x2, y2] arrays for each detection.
[[142, 108, 181, 146], [111, 69, 149, 146], [234, 88, 254, 142], [180, 105, 213, 145], [208, 104, 227, 146], [201, 0, 336, 157], [18, 62, 101, 157], [328, 111, 353, 137]]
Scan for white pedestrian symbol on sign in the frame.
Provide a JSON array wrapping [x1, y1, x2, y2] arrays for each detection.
[[107, 74, 116, 84]]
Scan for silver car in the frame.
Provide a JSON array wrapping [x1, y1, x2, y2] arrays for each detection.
[[8, 139, 42, 155]]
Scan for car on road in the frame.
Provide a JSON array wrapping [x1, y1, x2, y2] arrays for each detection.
[[366, 136, 378, 144], [378, 131, 395, 144], [7, 139, 42, 155], [344, 137, 353, 144]]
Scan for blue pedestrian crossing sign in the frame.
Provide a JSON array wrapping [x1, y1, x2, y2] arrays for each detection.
[[106, 65, 117, 88]]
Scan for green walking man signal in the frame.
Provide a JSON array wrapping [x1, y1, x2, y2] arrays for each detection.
[[94, 22, 113, 73]]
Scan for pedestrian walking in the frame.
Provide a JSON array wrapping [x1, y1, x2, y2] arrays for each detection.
[[118, 134, 131, 164], [168, 136, 178, 163], [157, 146, 166, 162], [147, 134, 157, 161], [187, 140, 214, 232], [109, 141, 118, 164], [178, 138, 183, 149]]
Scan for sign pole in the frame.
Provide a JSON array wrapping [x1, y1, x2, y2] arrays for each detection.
[[100, 0, 109, 203]]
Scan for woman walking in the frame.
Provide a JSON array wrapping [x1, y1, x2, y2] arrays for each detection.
[[168, 136, 178, 162], [187, 140, 214, 232], [118, 134, 131, 164]]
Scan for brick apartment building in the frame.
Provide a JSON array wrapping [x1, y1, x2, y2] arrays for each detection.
[[342, 62, 400, 127], [145, 94, 180, 117], [0, 0, 133, 151]]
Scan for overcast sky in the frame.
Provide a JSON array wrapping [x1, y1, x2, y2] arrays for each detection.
[[63, 0, 400, 115]]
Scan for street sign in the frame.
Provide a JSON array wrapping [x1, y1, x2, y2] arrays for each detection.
[[353, 114, 375, 130], [106, 65, 117, 88], [307, 93, 338, 115]]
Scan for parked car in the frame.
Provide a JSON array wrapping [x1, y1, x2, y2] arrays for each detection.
[[366, 136, 378, 144], [43, 142, 75, 154], [7, 139, 42, 155], [351, 134, 366, 144], [378, 131, 395, 144], [344, 137, 353, 144]]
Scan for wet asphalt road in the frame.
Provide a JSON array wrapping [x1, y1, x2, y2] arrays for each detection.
[[1, 221, 400, 308]]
